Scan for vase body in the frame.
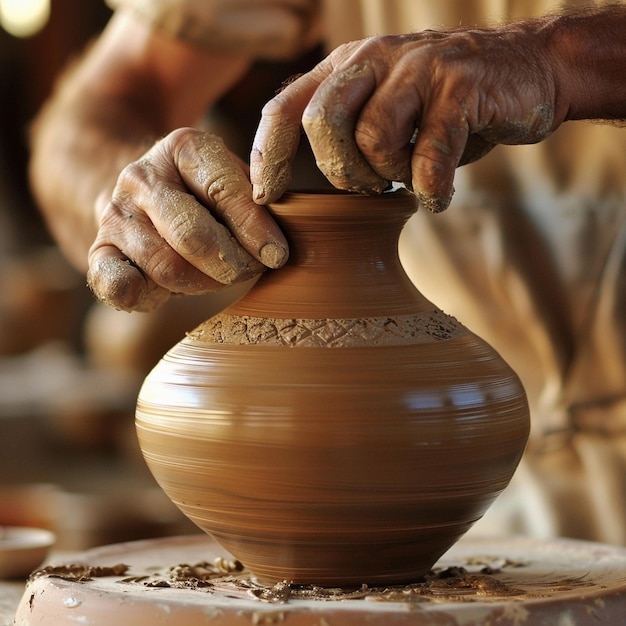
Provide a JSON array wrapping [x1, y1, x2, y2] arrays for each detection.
[[136, 190, 529, 585]]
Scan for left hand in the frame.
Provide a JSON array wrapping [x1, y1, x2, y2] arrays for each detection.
[[87, 129, 287, 312]]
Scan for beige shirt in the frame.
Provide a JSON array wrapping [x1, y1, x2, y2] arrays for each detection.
[[105, 0, 322, 58], [107, 0, 626, 544]]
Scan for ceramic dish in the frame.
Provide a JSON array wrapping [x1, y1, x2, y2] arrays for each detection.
[[0, 526, 55, 579]]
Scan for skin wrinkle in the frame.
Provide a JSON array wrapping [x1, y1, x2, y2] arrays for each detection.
[[181, 133, 249, 203], [252, 116, 300, 203], [479, 103, 555, 145], [87, 256, 172, 313], [73, 7, 626, 316], [354, 104, 413, 184], [156, 186, 262, 284], [178, 131, 288, 268], [87, 128, 275, 312], [353, 52, 421, 185], [161, 191, 207, 257], [206, 167, 243, 204]]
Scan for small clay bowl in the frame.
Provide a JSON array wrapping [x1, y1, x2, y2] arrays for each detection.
[[0, 526, 56, 579]]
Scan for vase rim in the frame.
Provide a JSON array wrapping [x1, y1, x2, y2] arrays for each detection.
[[278, 187, 413, 198], [269, 188, 418, 220]]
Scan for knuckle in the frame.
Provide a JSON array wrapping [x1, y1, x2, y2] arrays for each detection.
[[328, 36, 387, 65], [260, 93, 292, 120], [99, 189, 149, 243], [355, 121, 385, 155], [143, 248, 184, 286], [114, 157, 171, 202], [164, 126, 203, 149], [301, 101, 326, 129], [358, 33, 397, 54], [135, 246, 209, 297], [108, 187, 137, 215], [206, 169, 237, 206], [117, 158, 151, 189], [168, 210, 208, 257]]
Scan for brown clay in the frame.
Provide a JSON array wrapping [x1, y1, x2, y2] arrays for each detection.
[[135, 189, 530, 585], [13, 535, 626, 625]]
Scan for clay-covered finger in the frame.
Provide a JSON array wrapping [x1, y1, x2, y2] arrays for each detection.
[[410, 106, 470, 213], [301, 63, 388, 194], [173, 131, 288, 268], [148, 185, 266, 283], [113, 133, 267, 285], [351, 59, 422, 186], [87, 246, 170, 312], [90, 187, 262, 310], [250, 86, 310, 204]]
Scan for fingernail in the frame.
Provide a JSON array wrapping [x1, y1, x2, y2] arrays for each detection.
[[260, 243, 288, 268], [414, 190, 451, 214], [253, 184, 266, 204]]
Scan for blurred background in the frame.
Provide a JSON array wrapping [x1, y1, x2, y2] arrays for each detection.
[[0, 0, 198, 552]]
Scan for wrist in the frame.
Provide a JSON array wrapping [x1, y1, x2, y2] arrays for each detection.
[[541, 7, 626, 122]]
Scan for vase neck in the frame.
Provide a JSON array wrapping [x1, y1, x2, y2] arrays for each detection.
[[228, 190, 436, 319]]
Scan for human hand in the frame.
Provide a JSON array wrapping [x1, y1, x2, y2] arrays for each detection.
[[87, 128, 288, 312], [251, 23, 565, 211]]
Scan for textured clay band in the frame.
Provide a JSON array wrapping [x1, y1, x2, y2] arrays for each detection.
[[189, 310, 466, 348]]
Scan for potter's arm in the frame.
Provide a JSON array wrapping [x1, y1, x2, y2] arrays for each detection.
[[251, 5, 626, 210], [29, 9, 287, 312]]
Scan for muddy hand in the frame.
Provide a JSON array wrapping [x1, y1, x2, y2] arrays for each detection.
[[251, 25, 564, 210], [88, 128, 288, 312]]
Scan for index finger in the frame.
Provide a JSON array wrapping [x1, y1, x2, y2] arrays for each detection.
[[250, 79, 312, 204]]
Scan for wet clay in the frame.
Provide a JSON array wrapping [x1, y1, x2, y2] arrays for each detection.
[[251, 114, 301, 204], [191, 311, 466, 347], [302, 64, 389, 195], [87, 256, 169, 313], [28, 557, 525, 601], [184, 132, 288, 269], [135, 190, 530, 585], [14, 535, 626, 626], [154, 186, 264, 285]]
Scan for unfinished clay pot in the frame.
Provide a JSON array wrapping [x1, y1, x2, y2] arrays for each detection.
[[136, 189, 529, 586]]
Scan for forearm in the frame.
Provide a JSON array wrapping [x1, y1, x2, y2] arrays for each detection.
[[543, 5, 626, 122], [29, 9, 252, 272], [29, 78, 157, 271]]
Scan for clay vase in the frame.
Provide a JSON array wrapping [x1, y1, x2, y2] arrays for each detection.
[[136, 189, 530, 586]]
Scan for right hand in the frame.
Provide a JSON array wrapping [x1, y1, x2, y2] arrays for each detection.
[[87, 128, 288, 312], [250, 25, 565, 212]]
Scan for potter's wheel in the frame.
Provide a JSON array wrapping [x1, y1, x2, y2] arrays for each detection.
[[14, 534, 626, 625]]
